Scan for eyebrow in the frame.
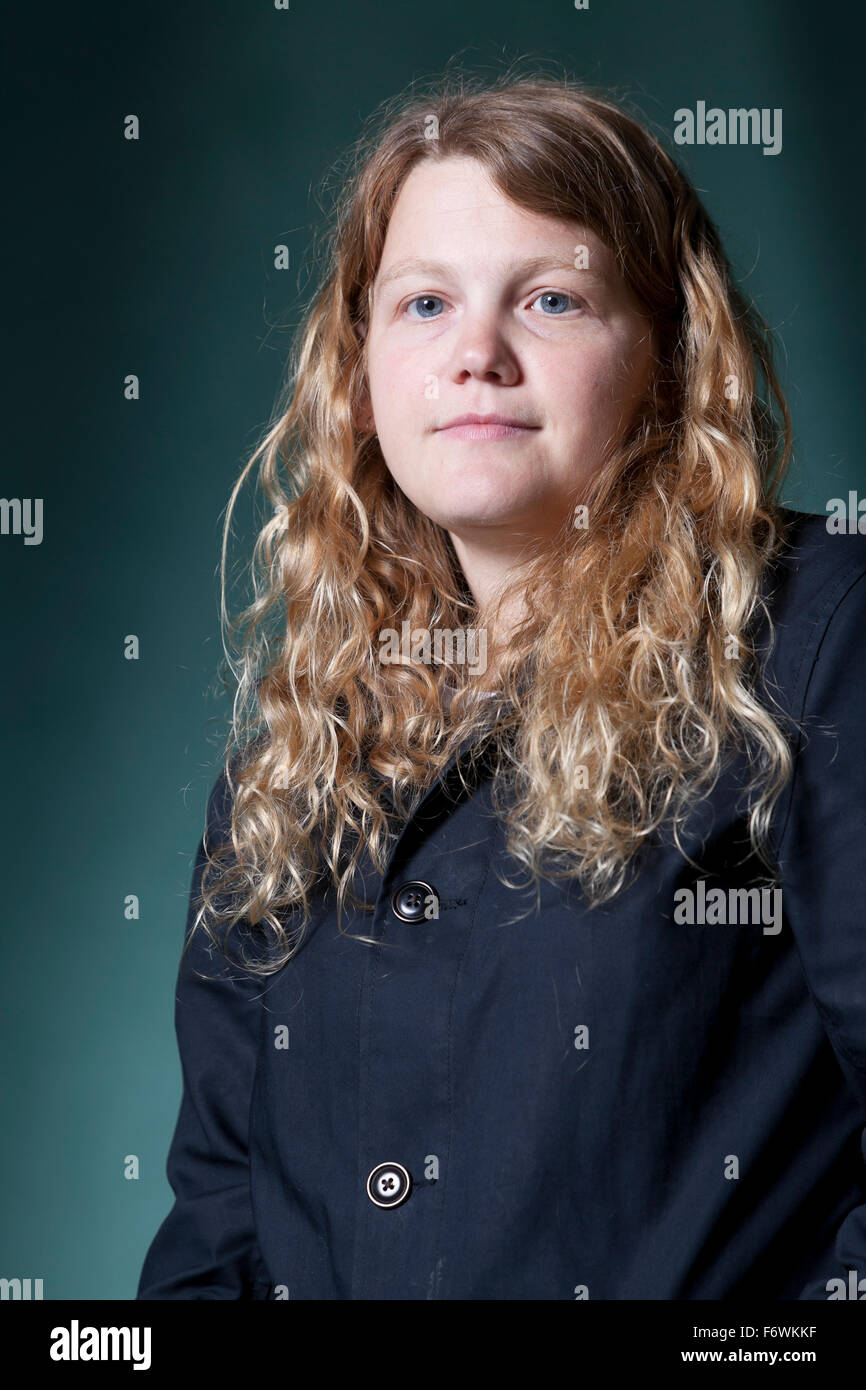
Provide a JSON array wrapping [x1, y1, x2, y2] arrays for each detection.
[[373, 255, 610, 298]]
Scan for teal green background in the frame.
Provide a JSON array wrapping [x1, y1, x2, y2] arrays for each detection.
[[2, 0, 863, 1298]]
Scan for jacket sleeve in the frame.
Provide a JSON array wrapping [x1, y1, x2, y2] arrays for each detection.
[[136, 768, 271, 1299], [773, 567, 866, 1300]]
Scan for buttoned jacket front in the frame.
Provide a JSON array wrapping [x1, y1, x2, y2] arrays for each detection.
[[137, 509, 866, 1300]]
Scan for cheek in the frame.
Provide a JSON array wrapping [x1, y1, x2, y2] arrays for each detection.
[[368, 369, 423, 468], [368, 343, 422, 427], [553, 341, 648, 424], [543, 355, 621, 436]]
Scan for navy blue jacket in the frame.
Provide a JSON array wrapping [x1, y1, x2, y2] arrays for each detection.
[[137, 509, 866, 1300]]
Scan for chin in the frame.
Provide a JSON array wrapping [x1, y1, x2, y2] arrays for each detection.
[[428, 508, 526, 531], [411, 485, 525, 523]]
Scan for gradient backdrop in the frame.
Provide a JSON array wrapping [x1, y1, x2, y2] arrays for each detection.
[[2, 0, 864, 1298]]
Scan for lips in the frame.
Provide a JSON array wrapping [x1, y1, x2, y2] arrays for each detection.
[[435, 413, 539, 440]]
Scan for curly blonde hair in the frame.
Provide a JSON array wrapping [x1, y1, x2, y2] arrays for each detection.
[[192, 67, 794, 978]]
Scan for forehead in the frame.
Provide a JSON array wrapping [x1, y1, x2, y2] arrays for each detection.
[[374, 156, 618, 282]]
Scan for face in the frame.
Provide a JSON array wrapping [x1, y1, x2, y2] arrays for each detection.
[[361, 156, 654, 551]]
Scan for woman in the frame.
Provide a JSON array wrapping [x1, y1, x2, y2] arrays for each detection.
[[137, 72, 866, 1300]]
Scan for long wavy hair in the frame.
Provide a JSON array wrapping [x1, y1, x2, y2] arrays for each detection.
[[192, 68, 795, 978]]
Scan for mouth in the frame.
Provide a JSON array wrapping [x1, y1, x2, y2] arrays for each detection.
[[435, 413, 541, 441]]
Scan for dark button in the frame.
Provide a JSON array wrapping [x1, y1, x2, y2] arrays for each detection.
[[391, 879, 438, 923], [366, 1161, 412, 1208]]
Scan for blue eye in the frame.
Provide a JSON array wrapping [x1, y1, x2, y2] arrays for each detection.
[[531, 291, 581, 315], [405, 295, 444, 319], [403, 290, 581, 319]]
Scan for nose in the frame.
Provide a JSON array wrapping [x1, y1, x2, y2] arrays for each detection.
[[447, 307, 521, 386]]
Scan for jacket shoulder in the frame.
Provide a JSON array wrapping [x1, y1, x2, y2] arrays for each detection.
[[759, 507, 866, 714], [767, 507, 866, 609]]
